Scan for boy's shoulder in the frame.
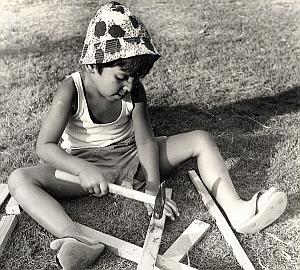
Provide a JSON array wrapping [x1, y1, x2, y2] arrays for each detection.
[[59, 73, 77, 92], [54, 73, 77, 101]]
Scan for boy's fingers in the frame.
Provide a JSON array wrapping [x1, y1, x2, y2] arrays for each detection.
[[100, 182, 108, 195], [93, 184, 101, 195], [163, 204, 175, 221], [166, 199, 180, 216], [166, 198, 177, 208], [144, 201, 177, 220]]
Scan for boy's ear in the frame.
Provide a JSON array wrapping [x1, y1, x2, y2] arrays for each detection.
[[85, 64, 97, 73]]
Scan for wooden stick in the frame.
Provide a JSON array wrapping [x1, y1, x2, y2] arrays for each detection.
[[5, 196, 21, 215], [77, 222, 197, 270], [0, 215, 18, 255], [0, 184, 9, 207], [137, 188, 172, 270], [163, 219, 210, 262], [55, 170, 155, 205], [188, 170, 255, 270]]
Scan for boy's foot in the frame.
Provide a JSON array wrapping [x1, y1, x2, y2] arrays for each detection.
[[50, 237, 105, 270], [231, 187, 287, 234]]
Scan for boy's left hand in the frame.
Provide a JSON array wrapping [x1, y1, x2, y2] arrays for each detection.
[[144, 190, 180, 221]]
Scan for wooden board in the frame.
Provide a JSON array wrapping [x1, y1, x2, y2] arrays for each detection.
[[0, 215, 18, 255], [0, 184, 9, 208], [55, 170, 156, 205], [163, 219, 210, 262], [77, 222, 197, 270], [137, 188, 172, 270], [188, 170, 255, 270], [5, 196, 21, 215]]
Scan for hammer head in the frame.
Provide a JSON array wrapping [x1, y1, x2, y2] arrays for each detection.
[[153, 181, 166, 219]]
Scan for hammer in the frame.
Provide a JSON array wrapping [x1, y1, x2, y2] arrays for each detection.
[[55, 170, 166, 219]]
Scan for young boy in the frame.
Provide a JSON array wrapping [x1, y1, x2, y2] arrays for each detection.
[[8, 1, 287, 269]]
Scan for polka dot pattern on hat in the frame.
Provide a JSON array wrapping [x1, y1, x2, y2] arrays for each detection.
[[80, 1, 160, 64]]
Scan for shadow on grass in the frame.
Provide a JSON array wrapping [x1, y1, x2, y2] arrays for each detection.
[[285, 191, 300, 220], [149, 87, 300, 198], [0, 34, 83, 57], [150, 86, 300, 134]]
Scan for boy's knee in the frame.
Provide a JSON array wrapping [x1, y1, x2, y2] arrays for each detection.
[[8, 168, 30, 195], [190, 130, 216, 153], [191, 130, 214, 144]]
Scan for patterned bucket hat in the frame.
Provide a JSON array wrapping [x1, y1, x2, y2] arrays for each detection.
[[80, 1, 160, 64]]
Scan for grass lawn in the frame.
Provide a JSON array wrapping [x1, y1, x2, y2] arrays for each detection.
[[0, 0, 299, 269]]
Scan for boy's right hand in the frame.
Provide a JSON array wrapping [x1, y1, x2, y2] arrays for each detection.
[[78, 165, 108, 195]]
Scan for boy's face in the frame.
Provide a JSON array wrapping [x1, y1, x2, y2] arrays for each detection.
[[93, 66, 138, 101]]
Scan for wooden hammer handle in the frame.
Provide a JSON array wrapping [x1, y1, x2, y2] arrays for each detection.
[[55, 170, 156, 205]]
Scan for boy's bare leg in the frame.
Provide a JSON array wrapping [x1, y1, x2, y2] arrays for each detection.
[[8, 165, 99, 245], [145, 131, 277, 229]]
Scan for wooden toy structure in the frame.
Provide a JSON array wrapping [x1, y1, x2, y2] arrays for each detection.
[[0, 171, 257, 269], [78, 187, 211, 270], [79, 171, 256, 269]]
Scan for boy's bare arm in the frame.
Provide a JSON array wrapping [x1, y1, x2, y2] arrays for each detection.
[[36, 77, 91, 175], [131, 82, 179, 219], [131, 82, 160, 194]]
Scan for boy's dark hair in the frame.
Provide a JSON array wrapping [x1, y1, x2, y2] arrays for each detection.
[[95, 54, 158, 78]]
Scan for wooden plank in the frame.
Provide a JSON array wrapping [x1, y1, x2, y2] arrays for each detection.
[[77, 222, 197, 270], [0, 184, 9, 208], [163, 219, 210, 262], [137, 188, 172, 270], [55, 170, 156, 205], [5, 196, 21, 215], [0, 215, 18, 255], [188, 170, 256, 270]]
